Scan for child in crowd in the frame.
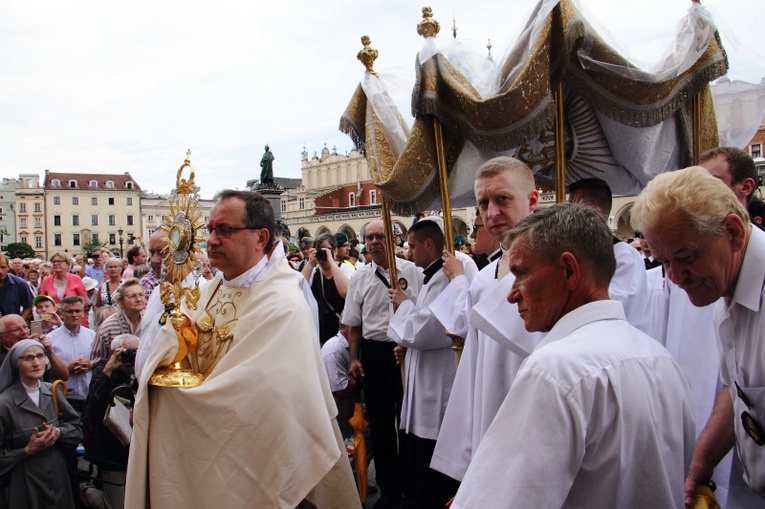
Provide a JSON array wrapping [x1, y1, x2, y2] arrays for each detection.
[[32, 295, 63, 334]]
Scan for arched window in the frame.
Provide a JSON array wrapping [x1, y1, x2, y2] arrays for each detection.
[[106, 181, 115, 189], [89, 180, 98, 189]]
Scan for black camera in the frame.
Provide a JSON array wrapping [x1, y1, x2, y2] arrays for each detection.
[[121, 349, 137, 364], [316, 249, 327, 261]]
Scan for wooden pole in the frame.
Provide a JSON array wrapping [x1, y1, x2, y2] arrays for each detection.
[[692, 93, 703, 165], [434, 119, 455, 255], [554, 82, 567, 203]]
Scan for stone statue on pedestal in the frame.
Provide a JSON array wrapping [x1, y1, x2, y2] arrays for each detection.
[[260, 145, 275, 186]]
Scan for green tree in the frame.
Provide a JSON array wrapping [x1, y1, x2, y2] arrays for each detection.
[[4, 242, 35, 259], [83, 238, 108, 254]]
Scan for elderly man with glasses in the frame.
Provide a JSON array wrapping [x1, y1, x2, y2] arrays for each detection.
[[48, 296, 95, 398], [0, 314, 69, 381]]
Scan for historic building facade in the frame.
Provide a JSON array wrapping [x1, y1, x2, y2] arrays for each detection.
[[0, 178, 21, 253], [43, 171, 142, 257]]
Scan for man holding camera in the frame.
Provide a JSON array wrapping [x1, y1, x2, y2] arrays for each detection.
[[48, 295, 95, 398]]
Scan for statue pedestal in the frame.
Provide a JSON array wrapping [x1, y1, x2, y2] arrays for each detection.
[[256, 185, 285, 220]]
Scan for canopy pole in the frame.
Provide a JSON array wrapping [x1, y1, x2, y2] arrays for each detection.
[[692, 93, 703, 165], [380, 196, 399, 287], [419, 7, 464, 366], [554, 82, 567, 203]]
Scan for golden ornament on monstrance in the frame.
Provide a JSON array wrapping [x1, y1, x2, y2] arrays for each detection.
[[148, 150, 206, 388]]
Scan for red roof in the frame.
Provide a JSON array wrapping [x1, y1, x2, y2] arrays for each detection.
[[44, 172, 142, 191]]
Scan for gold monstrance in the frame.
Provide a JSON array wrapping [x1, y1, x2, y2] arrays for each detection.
[[148, 150, 207, 387]]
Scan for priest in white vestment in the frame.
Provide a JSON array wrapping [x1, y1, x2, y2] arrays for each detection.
[[126, 190, 359, 509]]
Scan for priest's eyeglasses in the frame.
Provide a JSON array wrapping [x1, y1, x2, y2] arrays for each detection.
[[206, 225, 262, 239]]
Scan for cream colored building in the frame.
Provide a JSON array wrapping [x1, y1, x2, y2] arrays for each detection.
[[43, 171, 142, 258], [141, 193, 214, 246], [15, 174, 47, 258]]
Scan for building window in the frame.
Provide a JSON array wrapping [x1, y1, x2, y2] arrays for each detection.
[[72, 215, 79, 226], [20, 236, 27, 244], [34, 218, 41, 228], [752, 144, 762, 159], [126, 182, 133, 189], [108, 215, 116, 226], [126, 197, 133, 206], [19, 219, 27, 228], [19, 203, 26, 213], [73, 234, 80, 246], [109, 233, 116, 245], [92, 233, 99, 242], [53, 215, 61, 226], [281, 201, 286, 212], [53, 196, 60, 205], [299, 198, 305, 210], [91, 215, 99, 226], [34, 236, 42, 249], [69, 180, 77, 188], [108, 197, 115, 205], [25, 179, 33, 188], [33, 203, 41, 212], [89, 180, 98, 189], [54, 234, 62, 246], [91, 197, 98, 206], [126, 215, 134, 226], [106, 181, 114, 189], [148, 229, 155, 236], [72, 197, 79, 205], [147, 215, 154, 222], [349, 193, 355, 207], [369, 190, 377, 204], [51, 179, 60, 188]]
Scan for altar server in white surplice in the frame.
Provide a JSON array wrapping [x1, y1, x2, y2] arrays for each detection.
[[126, 190, 359, 509], [388, 217, 478, 508], [453, 204, 695, 509], [568, 178, 653, 336], [429, 157, 544, 482]]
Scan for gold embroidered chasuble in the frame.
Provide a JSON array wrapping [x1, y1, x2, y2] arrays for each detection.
[[126, 258, 360, 508]]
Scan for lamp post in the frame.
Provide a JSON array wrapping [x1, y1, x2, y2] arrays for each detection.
[[118, 227, 124, 259]]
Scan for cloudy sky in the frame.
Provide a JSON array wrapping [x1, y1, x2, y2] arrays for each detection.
[[0, 0, 761, 198]]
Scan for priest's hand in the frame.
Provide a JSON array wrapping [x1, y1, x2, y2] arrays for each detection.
[[350, 359, 364, 380]]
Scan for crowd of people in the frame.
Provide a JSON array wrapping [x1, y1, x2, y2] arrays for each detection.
[[0, 146, 764, 507]]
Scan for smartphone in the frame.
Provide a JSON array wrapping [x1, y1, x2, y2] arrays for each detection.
[[39, 313, 52, 321], [30, 320, 43, 336]]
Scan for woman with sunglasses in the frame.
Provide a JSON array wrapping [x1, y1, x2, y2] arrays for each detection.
[[38, 252, 87, 305], [0, 340, 82, 509]]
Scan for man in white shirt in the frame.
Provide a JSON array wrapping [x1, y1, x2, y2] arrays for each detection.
[[48, 295, 95, 398], [633, 166, 765, 504], [452, 203, 695, 509], [343, 219, 422, 509], [388, 218, 477, 508]]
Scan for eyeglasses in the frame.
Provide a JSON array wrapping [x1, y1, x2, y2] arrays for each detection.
[[62, 309, 84, 314], [51, 260, 67, 265], [123, 292, 146, 301], [206, 225, 262, 239], [472, 224, 484, 233], [364, 234, 385, 243], [2, 326, 28, 335], [20, 353, 47, 363]]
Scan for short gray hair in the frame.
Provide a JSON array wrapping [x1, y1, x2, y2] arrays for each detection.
[[632, 166, 750, 237], [111, 333, 139, 350], [505, 203, 616, 288]]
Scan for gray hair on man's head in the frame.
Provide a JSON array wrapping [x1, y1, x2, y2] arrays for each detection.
[[632, 166, 750, 237], [111, 333, 139, 351], [505, 203, 616, 288]]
